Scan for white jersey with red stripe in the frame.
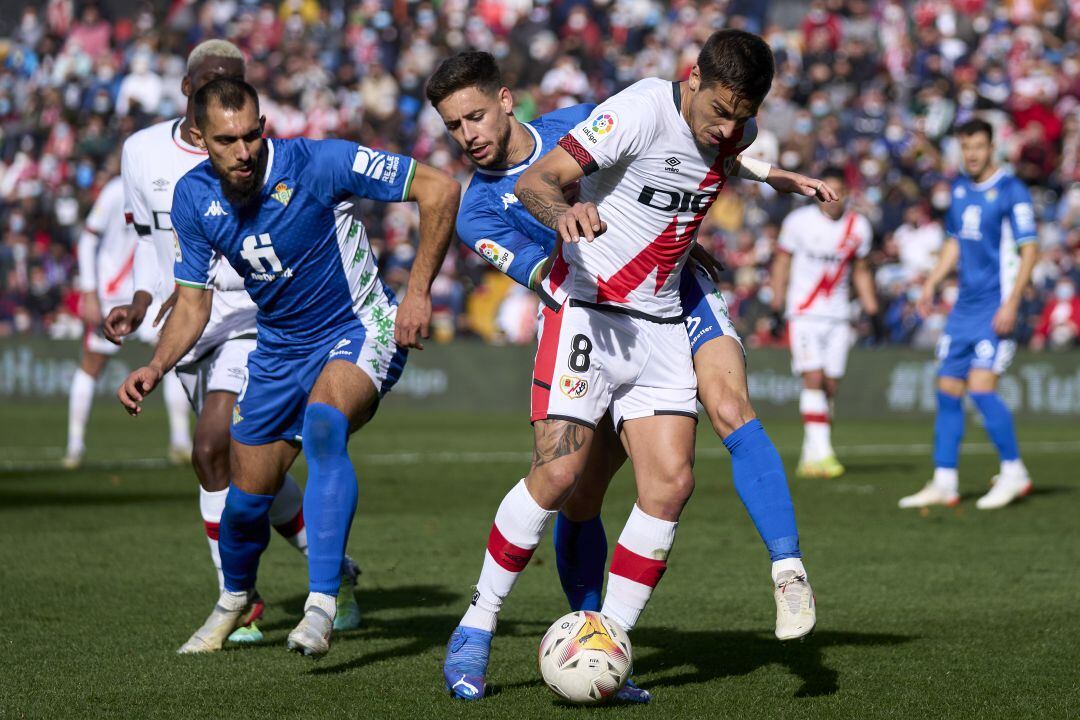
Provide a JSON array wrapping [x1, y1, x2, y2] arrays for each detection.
[[778, 204, 872, 321], [78, 177, 136, 302], [121, 117, 256, 363], [541, 77, 757, 321]]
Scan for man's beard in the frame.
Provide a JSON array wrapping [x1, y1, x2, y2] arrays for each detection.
[[477, 121, 513, 168], [216, 147, 267, 210]]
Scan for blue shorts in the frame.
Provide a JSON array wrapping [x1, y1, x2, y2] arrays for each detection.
[[936, 312, 1015, 379], [231, 320, 407, 446], [679, 263, 742, 356]]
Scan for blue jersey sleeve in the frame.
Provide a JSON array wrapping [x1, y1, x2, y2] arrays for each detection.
[[540, 103, 596, 131], [1006, 178, 1037, 245], [305, 138, 417, 206], [457, 187, 550, 289], [172, 181, 214, 290]]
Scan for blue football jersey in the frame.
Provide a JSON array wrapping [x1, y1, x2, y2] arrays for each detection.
[[172, 138, 415, 353], [455, 104, 595, 288], [945, 169, 1036, 316]]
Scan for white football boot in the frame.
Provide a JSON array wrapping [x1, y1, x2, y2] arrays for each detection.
[[898, 482, 960, 509], [178, 591, 259, 654], [976, 472, 1032, 510], [287, 606, 334, 658], [774, 570, 816, 641]]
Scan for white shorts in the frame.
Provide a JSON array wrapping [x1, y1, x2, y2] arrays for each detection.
[[788, 316, 853, 379], [530, 301, 698, 431], [82, 297, 163, 356], [174, 336, 257, 415]]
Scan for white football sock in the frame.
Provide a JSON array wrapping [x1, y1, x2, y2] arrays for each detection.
[[219, 589, 252, 611], [771, 557, 807, 584], [800, 389, 831, 461], [932, 468, 959, 495], [461, 479, 555, 632], [67, 368, 96, 455], [602, 504, 678, 632], [163, 371, 192, 450], [306, 591, 337, 620], [199, 487, 228, 593], [1000, 459, 1027, 480], [270, 474, 308, 556]]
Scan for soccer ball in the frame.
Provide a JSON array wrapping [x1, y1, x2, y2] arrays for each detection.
[[538, 610, 633, 704]]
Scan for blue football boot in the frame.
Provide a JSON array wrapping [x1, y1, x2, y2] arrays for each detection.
[[443, 626, 492, 700], [615, 677, 652, 703]]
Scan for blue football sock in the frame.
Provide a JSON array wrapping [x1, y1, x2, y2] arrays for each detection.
[[219, 485, 274, 593], [970, 392, 1020, 462], [933, 391, 966, 469], [302, 403, 358, 596], [723, 419, 800, 562], [553, 512, 607, 612]]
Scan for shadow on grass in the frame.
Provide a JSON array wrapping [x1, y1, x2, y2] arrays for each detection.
[[495, 627, 914, 701]]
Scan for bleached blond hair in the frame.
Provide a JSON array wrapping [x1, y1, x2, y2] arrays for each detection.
[[186, 39, 245, 75]]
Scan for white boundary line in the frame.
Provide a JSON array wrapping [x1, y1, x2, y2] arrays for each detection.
[[3, 440, 1080, 472]]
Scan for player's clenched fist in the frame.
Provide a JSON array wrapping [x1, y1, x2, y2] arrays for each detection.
[[118, 365, 163, 416], [394, 290, 432, 350], [104, 303, 146, 345], [558, 202, 608, 245]]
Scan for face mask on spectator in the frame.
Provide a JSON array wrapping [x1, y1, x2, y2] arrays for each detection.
[[9, 213, 25, 233], [932, 190, 950, 211], [75, 162, 94, 189], [907, 286, 921, 304], [942, 285, 959, 306], [781, 150, 801, 169], [795, 118, 813, 135], [1056, 283, 1075, 301], [885, 124, 904, 142]]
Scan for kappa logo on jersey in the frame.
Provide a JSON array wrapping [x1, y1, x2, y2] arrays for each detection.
[[271, 182, 293, 207], [476, 239, 515, 272], [560, 375, 589, 399], [240, 232, 293, 280], [204, 200, 229, 217], [501, 193, 518, 210], [352, 146, 402, 184], [580, 112, 617, 145]]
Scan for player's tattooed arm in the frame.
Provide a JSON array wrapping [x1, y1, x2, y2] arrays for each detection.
[[533, 419, 589, 469], [517, 146, 606, 244]]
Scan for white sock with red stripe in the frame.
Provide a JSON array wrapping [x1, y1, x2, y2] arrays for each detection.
[[67, 368, 95, 456], [270, 474, 308, 555], [799, 389, 832, 462], [601, 504, 677, 632], [199, 487, 228, 592], [162, 372, 192, 451], [461, 479, 556, 632]]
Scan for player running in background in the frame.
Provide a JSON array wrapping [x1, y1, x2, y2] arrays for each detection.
[[104, 40, 360, 644], [439, 32, 835, 701], [900, 119, 1037, 510], [66, 164, 191, 468], [771, 166, 880, 479], [118, 78, 458, 656]]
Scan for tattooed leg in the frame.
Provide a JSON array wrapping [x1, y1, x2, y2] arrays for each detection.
[[524, 419, 595, 510]]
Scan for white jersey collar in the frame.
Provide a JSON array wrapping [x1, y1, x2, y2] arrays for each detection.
[[172, 118, 207, 156], [475, 122, 541, 177], [969, 167, 1005, 191], [262, 139, 275, 187]]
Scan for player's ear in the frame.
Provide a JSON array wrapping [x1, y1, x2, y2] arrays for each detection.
[[259, 115, 266, 135], [499, 86, 514, 115], [189, 124, 206, 150], [688, 66, 700, 93], [181, 74, 192, 99]]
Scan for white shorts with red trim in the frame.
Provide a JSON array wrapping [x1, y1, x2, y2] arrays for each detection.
[[174, 336, 257, 415], [788, 316, 853, 379], [83, 297, 164, 356], [530, 301, 697, 430]]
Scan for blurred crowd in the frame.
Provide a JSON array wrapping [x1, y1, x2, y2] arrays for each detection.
[[2, 0, 1080, 351]]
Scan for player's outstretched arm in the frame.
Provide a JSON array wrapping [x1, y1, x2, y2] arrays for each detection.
[[516, 147, 606, 245], [117, 285, 211, 416], [993, 242, 1038, 336], [396, 162, 460, 350], [918, 238, 960, 318], [763, 166, 841, 203]]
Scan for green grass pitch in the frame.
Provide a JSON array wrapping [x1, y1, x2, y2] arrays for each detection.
[[0, 401, 1076, 719]]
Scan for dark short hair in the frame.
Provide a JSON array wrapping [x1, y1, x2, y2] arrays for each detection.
[[425, 51, 503, 107], [956, 117, 993, 142], [820, 165, 846, 183], [698, 29, 775, 103], [193, 77, 260, 130]]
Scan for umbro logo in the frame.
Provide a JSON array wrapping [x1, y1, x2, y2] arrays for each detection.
[[152, 178, 170, 191], [664, 156, 681, 173], [204, 200, 229, 217]]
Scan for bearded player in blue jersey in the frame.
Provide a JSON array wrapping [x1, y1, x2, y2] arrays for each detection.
[[901, 118, 1037, 511], [118, 78, 459, 656], [427, 50, 827, 702]]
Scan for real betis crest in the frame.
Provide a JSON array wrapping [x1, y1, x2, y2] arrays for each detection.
[[272, 182, 293, 206]]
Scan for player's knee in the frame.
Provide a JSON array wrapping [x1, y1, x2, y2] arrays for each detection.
[[643, 466, 695, 519], [302, 403, 349, 460], [708, 395, 756, 439], [562, 473, 608, 520], [802, 371, 825, 390], [192, 438, 229, 491]]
